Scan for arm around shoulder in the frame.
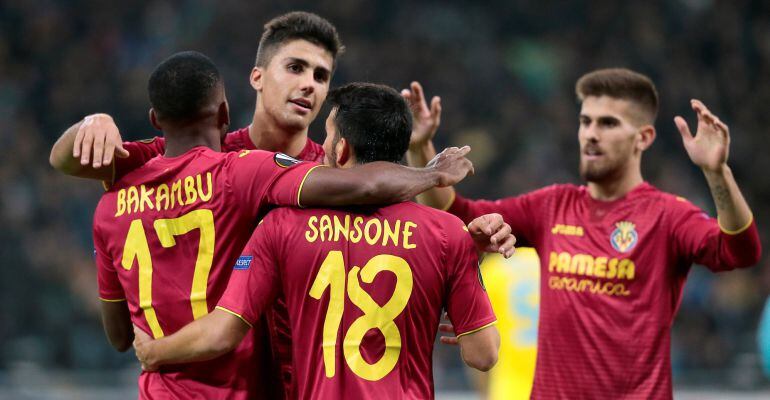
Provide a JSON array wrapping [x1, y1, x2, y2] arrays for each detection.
[[299, 146, 473, 207], [135, 308, 250, 370], [49, 114, 128, 180]]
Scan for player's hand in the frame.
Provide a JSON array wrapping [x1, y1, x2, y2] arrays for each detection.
[[132, 325, 159, 372], [674, 99, 729, 173], [401, 81, 442, 150], [73, 113, 129, 169], [439, 313, 458, 346], [468, 213, 516, 258], [427, 146, 474, 187]]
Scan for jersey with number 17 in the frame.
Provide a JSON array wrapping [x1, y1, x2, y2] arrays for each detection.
[[218, 203, 497, 399], [92, 146, 317, 400]]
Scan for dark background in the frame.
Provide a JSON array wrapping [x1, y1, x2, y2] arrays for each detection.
[[1, 0, 769, 395]]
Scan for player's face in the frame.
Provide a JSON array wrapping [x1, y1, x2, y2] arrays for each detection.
[[254, 40, 333, 131], [578, 96, 642, 183]]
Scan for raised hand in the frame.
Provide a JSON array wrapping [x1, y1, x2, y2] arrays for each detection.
[[73, 113, 129, 168], [468, 213, 516, 258], [426, 146, 474, 187], [132, 325, 158, 371], [674, 100, 729, 173], [401, 81, 442, 149]]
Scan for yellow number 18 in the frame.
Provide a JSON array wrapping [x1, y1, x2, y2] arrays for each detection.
[[309, 251, 413, 381], [120, 209, 216, 338]]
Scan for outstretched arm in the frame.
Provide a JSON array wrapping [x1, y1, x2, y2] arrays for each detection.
[[402, 81, 457, 209], [133, 309, 250, 371], [299, 146, 474, 207], [49, 114, 128, 180], [674, 100, 753, 231]]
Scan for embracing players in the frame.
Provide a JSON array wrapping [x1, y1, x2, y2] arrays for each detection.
[[92, 51, 491, 399], [132, 82, 503, 399], [50, 11, 339, 181], [48, 11, 482, 398], [406, 69, 761, 399]]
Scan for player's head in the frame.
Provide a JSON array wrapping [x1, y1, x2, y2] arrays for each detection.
[[322, 82, 412, 168], [148, 51, 229, 138], [575, 68, 658, 183], [251, 12, 344, 132]]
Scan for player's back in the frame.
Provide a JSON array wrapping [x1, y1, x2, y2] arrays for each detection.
[[260, 202, 495, 399], [93, 146, 312, 399]]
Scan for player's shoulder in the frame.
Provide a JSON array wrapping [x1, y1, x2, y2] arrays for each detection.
[[222, 127, 254, 151], [296, 137, 325, 163], [633, 182, 689, 204], [225, 148, 297, 163], [632, 183, 706, 221], [651, 186, 701, 211], [221, 148, 277, 167], [522, 183, 582, 198], [126, 135, 166, 148], [392, 202, 470, 237]]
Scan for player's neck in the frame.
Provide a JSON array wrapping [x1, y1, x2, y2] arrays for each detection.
[[163, 128, 222, 157], [587, 169, 644, 202], [250, 110, 308, 158]]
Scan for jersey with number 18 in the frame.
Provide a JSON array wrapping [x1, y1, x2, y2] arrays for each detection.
[[217, 203, 497, 399], [92, 146, 317, 399]]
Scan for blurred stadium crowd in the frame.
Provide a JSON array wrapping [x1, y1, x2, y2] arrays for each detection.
[[1, 0, 769, 392]]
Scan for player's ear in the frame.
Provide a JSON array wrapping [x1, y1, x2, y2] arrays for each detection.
[[336, 137, 350, 166], [637, 125, 656, 152], [250, 67, 263, 91], [149, 108, 162, 131], [217, 100, 230, 130]]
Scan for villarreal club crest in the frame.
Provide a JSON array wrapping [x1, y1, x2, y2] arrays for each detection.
[[611, 221, 638, 253]]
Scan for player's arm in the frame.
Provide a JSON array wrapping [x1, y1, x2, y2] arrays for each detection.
[[49, 114, 128, 180], [402, 82, 456, 210], [100, 300, 133, 352], [438, 316, 500, 372], [443, 219, 500, 371], [458, 324, 500, 372], [136, 217, 282, 370], [299, 145, 474, 206], [94, 222, 135, 352], [133, 309, 249, 370], [675, 100, 753, 232], [673, 100, 761, 268]]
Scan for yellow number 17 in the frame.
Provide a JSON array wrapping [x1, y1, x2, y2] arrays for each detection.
[[120, 209, 215, 338]]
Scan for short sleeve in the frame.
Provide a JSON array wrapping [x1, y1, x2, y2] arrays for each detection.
[[93, 216, 125, 302], [217, 214, 282, 326], [224, 150, 320, 219], [670, 196, 761, 271], [113, 137, 166, 182], [448, 186, 555, 247], [443, 219, 497, 337]]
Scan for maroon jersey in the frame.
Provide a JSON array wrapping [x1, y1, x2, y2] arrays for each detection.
[[218, 203, 496, 399], [114, 127, 325, 182], [93, 146, 318, 399], [447, 182, 761, 399], [114, 127, 324, 398]]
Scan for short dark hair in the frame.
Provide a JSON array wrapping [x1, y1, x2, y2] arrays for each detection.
[[576, 68, 659, 123], [255, 11, 344, 67], [327, 83, 412, 164], [148, 51, 222, 122]]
